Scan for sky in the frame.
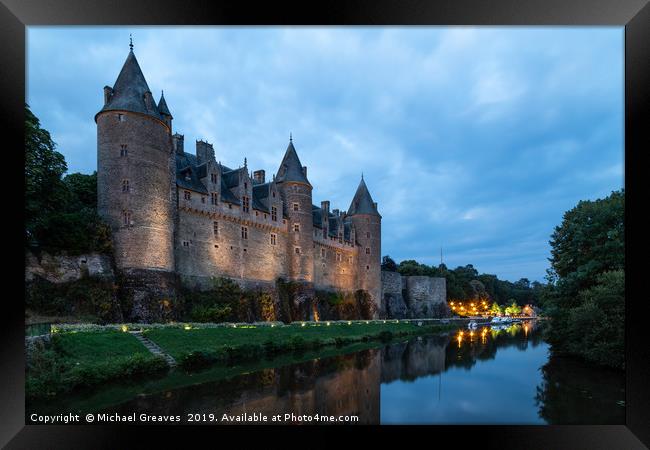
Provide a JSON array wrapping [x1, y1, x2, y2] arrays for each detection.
[[26, 27, 624, 283]]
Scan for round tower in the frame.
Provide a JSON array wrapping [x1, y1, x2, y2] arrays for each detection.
[[96, 47, 175, 274], [275, 137, 314, 282], [348, 176, 382, 314]]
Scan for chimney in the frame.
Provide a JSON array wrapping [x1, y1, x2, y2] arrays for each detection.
[[196, 140, 215, 164], [321, 201, 330, 216], [253, 170, 266, 184], [103, 86, 113, 105], [373, 202, 378, 211], [172, 133, 185, 155], [302, 166, 307, 178], [333, 208, 340, 216]]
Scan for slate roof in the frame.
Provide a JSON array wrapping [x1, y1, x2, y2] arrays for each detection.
[[157, 92, 172, 117], [312, 204, 352, 241], [347, 177, 380, 217], [275, 140, 311, 185], [96, 50, 163, 121]]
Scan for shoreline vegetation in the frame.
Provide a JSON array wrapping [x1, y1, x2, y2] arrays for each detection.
[[26, 320, 458, 400]]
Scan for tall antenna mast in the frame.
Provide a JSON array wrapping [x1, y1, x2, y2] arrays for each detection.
[[440, 246, 443, 266]]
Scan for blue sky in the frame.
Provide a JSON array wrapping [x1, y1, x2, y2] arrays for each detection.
[[26, 27, 624, 282]]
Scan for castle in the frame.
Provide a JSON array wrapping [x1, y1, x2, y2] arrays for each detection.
[[95, 44, 382, 317]]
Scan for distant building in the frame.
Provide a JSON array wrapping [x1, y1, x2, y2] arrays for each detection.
[[95, 44, 382, 313]]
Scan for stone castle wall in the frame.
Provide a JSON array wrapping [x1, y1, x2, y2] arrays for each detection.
[[380, 270, 449, 319]]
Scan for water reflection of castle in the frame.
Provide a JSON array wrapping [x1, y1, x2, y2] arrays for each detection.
[[107, 322, 541, 424]]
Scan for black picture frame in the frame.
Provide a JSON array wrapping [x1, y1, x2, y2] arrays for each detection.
[[2, 0, 648, 448]]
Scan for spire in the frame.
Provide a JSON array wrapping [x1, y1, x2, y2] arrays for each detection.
[[347, 176, 380, 216], [275, 136, 310, 185], [158, 90, 172, 118], [129, 34, 133, 52], [95, 47, 163, 122]]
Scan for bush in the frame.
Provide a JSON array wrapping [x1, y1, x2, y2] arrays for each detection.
[[179, 350, 218, 370]]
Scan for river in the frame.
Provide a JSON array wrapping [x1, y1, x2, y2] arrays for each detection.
[[27, 320, 625, 424]]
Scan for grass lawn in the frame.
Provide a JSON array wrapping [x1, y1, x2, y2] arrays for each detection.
[[27, 331, 167, 399], [145, 322, 448, 360], [54, 330, 151, 361]]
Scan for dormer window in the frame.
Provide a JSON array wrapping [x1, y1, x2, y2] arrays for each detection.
[[271, 206, 277, 221], [272, 191, 276, 198], [211, 173, 218, 183], [244, 182, 248, 190], [211, 192, 218, 205], [242, 196, 250, 213]]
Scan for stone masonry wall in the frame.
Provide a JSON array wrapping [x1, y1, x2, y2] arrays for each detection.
[[380, 271, 449, 319], [25, 252, 114, 284]]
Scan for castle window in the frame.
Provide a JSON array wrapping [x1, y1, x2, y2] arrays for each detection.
[[244, 182, 248, 190], [271, 206, 277, 221], [293, 223, 300, 232], [242, 196, 250, 213], [228, 204, 232, 209], [184, 191, 191, 200], [270, 233, 277, 245], [366, 232, 370, 238], [294, 247, 301, 255], [348, 256, 353, 264], [211, 173, 218, 183], [272, 191, 276, 198], [201, 196, 206, 204], [122, 179, 130, 193], [323, 228, 327, 239], [292, 185, 298, 192], [366, 265, 370, 270], [183, 241, 190, 247], [241, 226, 248, 240], [213, 221, 219, 238], [118, 113, 125, 122], [336, 253, 342, 262], [211, 192, 218, 205], [292, 202, 299, 211], [366, 247, 370, 254], [122, 211, 131, 226], [120, 144, 128, 157], [321, 248, 326, 258]]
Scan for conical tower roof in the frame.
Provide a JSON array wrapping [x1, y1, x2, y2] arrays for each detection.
[[158, 91, 172, 118], [275, 137, 310, 185], [347, 176, 380, 216], [96, 48, 162, 121]]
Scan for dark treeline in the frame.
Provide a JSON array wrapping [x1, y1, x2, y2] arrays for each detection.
[[25, 104, 111, 255], [381, 256, 543, 307]]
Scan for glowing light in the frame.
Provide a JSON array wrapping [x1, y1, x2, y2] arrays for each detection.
[[348, 321, 352, 325], [383, 320, 386, 324], [301, 322, 306, 327], [327, 322, 331, 326], [121, 325, 128, 332], [184, 325, 191, 330]]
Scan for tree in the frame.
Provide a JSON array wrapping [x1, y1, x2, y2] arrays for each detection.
[[25, 104, 68, 248], [381, 255, 398, 272], [543, 190, 624, 369], [490, 303, 503, 316], [504, 301, 521, 316], [24, 105, 111, 255]]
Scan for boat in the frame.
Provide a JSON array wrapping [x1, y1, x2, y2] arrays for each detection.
[[467, 320, 479, 329]]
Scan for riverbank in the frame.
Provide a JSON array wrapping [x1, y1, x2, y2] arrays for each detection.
[[26, 320, 458, 400]]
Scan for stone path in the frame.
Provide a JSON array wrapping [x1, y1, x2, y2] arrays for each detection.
[[130, 331, 177, 367]]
